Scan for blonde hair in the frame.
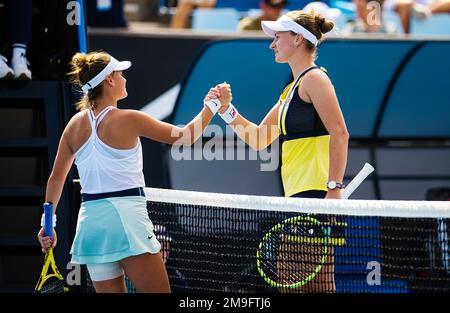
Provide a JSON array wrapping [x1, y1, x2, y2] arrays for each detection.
[[285, 10, 334, 53], [67, 51, 111, 111]]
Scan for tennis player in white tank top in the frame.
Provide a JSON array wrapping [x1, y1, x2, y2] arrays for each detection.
[[37, 51, 231, 293]]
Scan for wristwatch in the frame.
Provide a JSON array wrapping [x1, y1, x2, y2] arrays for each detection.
[[327, 181, 345, 190]]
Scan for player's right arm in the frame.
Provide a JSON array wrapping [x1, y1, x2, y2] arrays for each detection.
[[38, 114, 80, 252], [128, 107, 214, 146], [130, 85, 229, 146]]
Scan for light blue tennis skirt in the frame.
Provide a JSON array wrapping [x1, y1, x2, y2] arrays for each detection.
[[70, 196, 161, 264]]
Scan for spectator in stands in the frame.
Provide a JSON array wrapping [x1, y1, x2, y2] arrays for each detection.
[[429, 0, 450, 13], [384, 0, 432, 33], [171, 0, 217, 29], [238, 0, 288, 31], [0, 0, 32, 80], [384, 0, 450, 34], [343, 0, 400, 34]]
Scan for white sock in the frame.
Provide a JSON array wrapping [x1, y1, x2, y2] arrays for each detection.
[[12, 44, 27, 60]]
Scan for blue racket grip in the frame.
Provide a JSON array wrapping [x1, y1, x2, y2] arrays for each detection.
[[43, 203, 53, 238]]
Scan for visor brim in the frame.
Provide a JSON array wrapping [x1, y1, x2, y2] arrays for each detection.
[[114, 61, 131, 71], [261, 20, 289, 38]]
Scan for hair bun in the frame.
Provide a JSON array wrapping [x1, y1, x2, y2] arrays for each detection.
[[71, 53, 90, 73], [315, 14, 334, 34], [68, 53, 90, 83]]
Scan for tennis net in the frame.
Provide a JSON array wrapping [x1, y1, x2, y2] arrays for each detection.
[[140, 187, 450, 293]]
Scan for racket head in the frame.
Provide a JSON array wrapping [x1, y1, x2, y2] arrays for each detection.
[[34, 248, 67, 293], [256, 215, 330, 289]]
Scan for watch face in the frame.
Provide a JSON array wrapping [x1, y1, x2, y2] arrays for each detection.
[[328, 181, 336, 189]]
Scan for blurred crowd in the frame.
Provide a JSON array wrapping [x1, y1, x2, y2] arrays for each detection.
[[85, 0, 450, 36], [1, 0, 449, 81]]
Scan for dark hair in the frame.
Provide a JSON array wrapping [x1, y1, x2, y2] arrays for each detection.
[[67, 51, 111, 111], [264, 0, 287, 8]]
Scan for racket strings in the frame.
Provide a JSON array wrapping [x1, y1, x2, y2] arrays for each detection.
[[278, 240, 327, 284], [258, 221, 331, 287], [39, 279, 66, 293]]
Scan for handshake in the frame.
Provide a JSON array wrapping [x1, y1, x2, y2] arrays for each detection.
[[203, 82, 238, 124]]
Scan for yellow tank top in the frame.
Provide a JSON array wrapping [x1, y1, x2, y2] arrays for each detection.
[[278, 66, 330, 197]]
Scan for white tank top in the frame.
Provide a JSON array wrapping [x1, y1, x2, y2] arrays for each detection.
[[75, 106, 145, 194]]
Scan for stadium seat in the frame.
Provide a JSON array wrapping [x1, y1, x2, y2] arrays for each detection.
[[215, 0, 260, 11], [329, 0, 355, 14], [285, 0, 324, 10], [411, 14, 450, 36], [247, 8, 262, 18], [192, 8, 241, 31]]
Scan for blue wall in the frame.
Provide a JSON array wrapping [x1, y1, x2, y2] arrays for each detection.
[[173, 38, 450, 139]]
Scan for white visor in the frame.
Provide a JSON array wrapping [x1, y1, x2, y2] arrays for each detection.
[[261, 15, 319, 46], [81, 56, 131, 93]]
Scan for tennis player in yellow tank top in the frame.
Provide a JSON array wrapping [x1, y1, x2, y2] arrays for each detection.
[[207, 10, 349, 200], [206, 10, 349, 292]]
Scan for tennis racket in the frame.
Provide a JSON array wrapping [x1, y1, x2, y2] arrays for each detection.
[[256, 163, 375, 289], [34, 203, 68, 293]]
